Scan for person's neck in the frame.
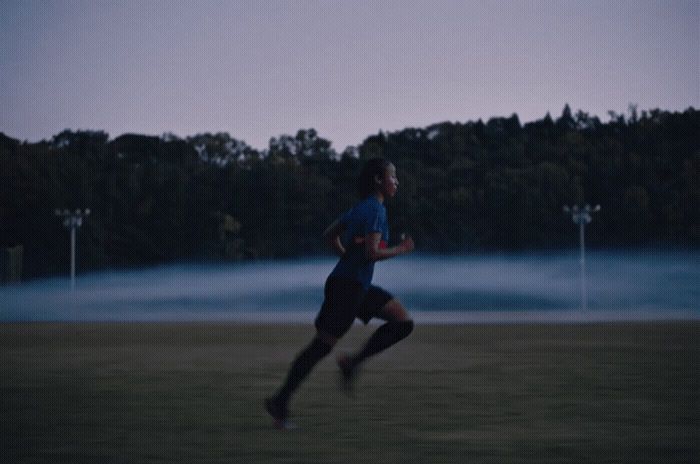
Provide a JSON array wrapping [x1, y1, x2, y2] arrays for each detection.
[[373, 192, 385, 204]]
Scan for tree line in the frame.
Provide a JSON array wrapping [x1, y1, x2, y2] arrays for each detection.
[[1, 105, 698, 279]]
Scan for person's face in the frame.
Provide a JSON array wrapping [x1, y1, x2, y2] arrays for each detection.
[[379, 163, 399, 198]]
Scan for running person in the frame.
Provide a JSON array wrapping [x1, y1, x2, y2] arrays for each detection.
[[265, 157, 415, 429]]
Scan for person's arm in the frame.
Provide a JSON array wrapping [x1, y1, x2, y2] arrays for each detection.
[[322, 218, 346, 256], [364, 232, 414, 262]]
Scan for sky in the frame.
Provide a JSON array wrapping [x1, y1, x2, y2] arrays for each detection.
[[1, 0, 698, 150]]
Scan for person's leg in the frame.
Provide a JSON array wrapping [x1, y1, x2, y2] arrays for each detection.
[[270, 330, 337, 411], [267, 277, 358, 426], [342, 299, 414, 372]]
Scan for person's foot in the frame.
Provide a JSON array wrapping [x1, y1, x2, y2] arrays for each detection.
[[336, 354, 357, 396], [265, 396, 293, 430]]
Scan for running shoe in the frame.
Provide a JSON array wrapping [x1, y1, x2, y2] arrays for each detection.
[[336, 354, 357, 396], [265, 396, 294, 430]]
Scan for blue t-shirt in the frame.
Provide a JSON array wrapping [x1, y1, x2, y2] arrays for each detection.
[[329, 196, 389, 289]]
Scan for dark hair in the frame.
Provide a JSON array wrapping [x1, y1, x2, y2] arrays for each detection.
[[357, 157, 392, 197]]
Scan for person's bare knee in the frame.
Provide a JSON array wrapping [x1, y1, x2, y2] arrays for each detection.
[[379, 299, 411, 322]]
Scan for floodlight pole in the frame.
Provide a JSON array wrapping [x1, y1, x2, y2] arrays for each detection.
[[55, 209, 90, 290], [563, 204, 600, 311]]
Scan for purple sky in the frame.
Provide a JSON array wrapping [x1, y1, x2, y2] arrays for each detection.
[[1, 0, 698, 150]]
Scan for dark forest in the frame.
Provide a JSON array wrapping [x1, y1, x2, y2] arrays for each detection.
[[1, 105, 698, 279]]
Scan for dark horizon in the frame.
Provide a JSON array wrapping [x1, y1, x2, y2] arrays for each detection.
[[1, 103, 696, 149]]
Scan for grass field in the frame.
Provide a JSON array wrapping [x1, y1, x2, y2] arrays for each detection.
[[1, 322, 698, 463]]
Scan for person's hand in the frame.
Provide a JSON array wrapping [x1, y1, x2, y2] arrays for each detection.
[[399, 234, 415, 254]]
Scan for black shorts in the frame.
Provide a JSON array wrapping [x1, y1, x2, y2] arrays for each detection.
[[314, 276, 394, 338]]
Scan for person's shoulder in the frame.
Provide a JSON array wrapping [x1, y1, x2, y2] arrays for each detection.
[[358, 196, 385, 215], [371, 197, 387, 216]]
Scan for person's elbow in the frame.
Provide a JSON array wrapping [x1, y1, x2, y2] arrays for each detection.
[[322, 229, 334, 242], [364, 246, 381, 262], [324, 234, 334, 246], [326, 236, 337, 249]]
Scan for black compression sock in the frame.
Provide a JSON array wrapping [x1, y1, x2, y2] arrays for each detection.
[[351, 320, 414, 367], [276, 337, 333, 406]]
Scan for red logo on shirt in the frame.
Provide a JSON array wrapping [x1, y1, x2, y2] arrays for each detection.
[[352, 237, 388, 249]]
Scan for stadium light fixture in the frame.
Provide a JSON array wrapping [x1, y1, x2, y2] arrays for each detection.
[[563, 204, 601, 311], [55, 208, 90, 290]]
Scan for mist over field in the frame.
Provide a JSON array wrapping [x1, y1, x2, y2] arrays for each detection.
[[1, 251, 697, 322]]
